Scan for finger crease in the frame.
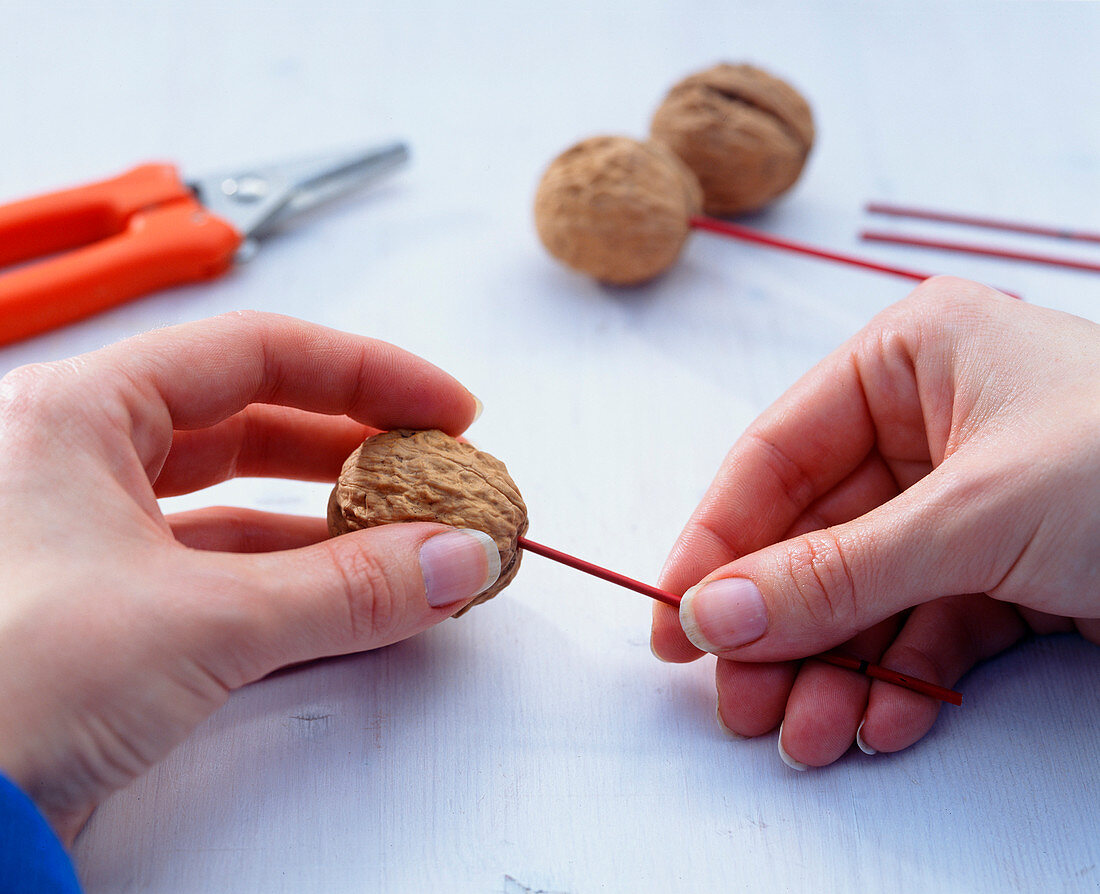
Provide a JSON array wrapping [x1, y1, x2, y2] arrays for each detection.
[[324, 543, 361, 641], [745, 430, 818, 514]]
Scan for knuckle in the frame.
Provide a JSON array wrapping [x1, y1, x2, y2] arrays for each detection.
[[886, 276, 1011, 367], [744, 430, 817, 514], [911, 273, 969, 298], [0, 361, 88, 435], [908, 274, 980, 306], [782, 529, 859, 627], [210, 309, 289, 350], [0, 363, 65, 415], [905, 275, 999, 321], [214, 308, 267, 330], [884, 641, 950, 688], [325, 539, 400, 643], [205, 310, 268, 358]]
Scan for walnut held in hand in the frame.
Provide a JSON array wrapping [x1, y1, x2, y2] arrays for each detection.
[[328, 429, 528, 613], [534, 135, 703, 285], [651, 63, 814, 216]]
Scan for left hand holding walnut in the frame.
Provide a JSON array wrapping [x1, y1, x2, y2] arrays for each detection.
[[0, 312, 496, 843]]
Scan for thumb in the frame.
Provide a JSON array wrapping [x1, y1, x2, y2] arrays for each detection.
[[201, 523, 502, 679], [678, 463, 1008, 661]]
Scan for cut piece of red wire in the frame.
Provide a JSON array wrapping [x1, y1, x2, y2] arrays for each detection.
[[865, 202, 1100, 244], [860, 231, 1100, 275], [862, 202, 1100, 275]]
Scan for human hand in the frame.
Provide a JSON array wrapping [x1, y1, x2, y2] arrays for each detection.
[[0, 312, 499, 843], [651, 278, 1100, 768]]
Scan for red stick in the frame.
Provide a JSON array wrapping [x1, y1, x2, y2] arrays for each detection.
[[518, 536, 679, 608], [860, 230, 1100, 275], [518, 536, 962, 706], [865, 202, 1100, 245], [689, 214, 935, 282], [816, 653, 963, 706]]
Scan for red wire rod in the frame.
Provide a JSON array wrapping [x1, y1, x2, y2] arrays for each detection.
[[517, 535, 962, 706], [689, 214, 936, 283], [692, 214, 1021, 299], [815, 653, 962, 706], [860, 231, 1100, 275], [866, 202, 1100, 245], [518, 536, 679, 608]]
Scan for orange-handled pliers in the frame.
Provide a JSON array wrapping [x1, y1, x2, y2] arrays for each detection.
[[0, 142, 409, 347]]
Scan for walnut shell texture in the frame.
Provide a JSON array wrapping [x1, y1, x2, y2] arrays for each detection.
[[328, 429, 528, 613], [534, 135, 703, 285], [650, 63, 815, 216]]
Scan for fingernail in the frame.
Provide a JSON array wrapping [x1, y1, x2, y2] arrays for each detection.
[[777, 721, 808, 772], [419, 529, 500, 607], [855, 720, 877, 755], [717, 702, 748, 740], [679, 578, 768, 653], [471, 395, 484, 422]]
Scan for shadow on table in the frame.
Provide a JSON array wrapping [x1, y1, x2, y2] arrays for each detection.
[[74, 604, 1099, 892], [660, 633, 1100, 891]]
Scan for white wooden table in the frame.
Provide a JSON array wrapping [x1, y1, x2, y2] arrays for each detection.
[[2, 2, 1098, 891]]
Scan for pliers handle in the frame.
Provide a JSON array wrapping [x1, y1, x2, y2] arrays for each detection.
[[0, 164, 241, 346]]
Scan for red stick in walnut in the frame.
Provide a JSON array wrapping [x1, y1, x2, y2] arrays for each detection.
[[534, 136, 942, 287], [693, 217, 1022, 297], [518, 536, 962, 707]]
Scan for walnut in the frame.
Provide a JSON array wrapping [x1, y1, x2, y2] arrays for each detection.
[[650, 63, 814, 216], [533, 135, 703, 285], [328, 429, 527, 613]]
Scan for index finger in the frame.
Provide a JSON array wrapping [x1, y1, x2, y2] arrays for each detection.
[[85, 311, 480, 466], [659, 346, 877, 599], [659, 282, 964, 597], [652, 340, 881, 665]]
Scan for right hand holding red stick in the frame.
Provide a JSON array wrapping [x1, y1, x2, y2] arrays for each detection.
[[651, 277, 1100, 768]]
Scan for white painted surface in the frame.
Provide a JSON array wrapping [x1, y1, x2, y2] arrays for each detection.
[[1, 2, 1098, 891]]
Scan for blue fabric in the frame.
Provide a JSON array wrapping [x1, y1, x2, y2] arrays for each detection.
[[0, 773, 80, 893]]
